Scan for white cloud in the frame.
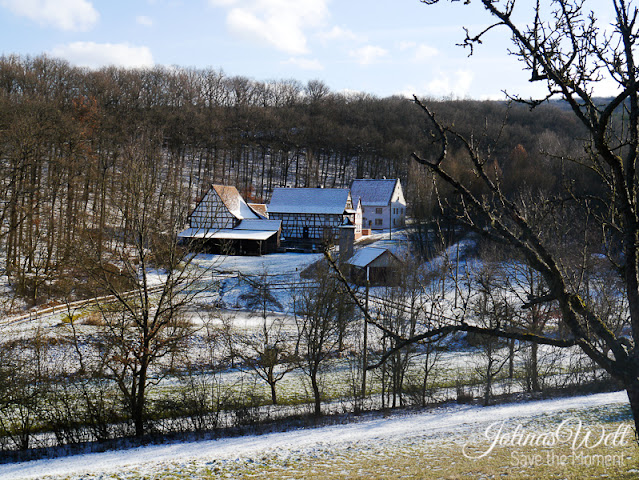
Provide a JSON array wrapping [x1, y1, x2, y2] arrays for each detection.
[[414, 44, 438, 61], [398, 42, 438, 62], [210, 0, 329, 55], [396, 85, 419, 99], [50, 42, 154, 69], [318, 26, 361, 43], [136, 15, 153, 27], [427, 69, 473, 97], [592, 74, 623, 98], [0, 0, 98, 31], [283, 57, 323, 70], [350, 45, 388, 65], [399, 41, 416, 51]]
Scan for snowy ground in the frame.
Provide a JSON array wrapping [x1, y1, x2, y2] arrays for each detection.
[[196, 251, 323, 277], [0, 231, 630, 478], [0, 391, 632, 479], [0, 227, 432, 329]]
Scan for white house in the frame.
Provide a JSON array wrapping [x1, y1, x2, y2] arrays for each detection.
[[350, 178, 406, 231], [268, 187, 362, 248]]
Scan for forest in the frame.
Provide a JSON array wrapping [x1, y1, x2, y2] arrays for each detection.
[[2, 0, 639, 472], [0, 51, 627, 456], [0, 54, 591, 306]]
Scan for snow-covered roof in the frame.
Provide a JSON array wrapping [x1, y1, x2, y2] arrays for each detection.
[[347, 247, 397, 268], [212, 185, 261, 220], [178, 228, 277, 241], [179, 217, 280, 242], [268, 188, 351, 215], [350, 179, 399, 206], [235, 219, 281, 231]]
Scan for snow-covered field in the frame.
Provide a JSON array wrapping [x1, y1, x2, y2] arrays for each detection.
[[0, 391, 632, 479], [198, 251, 323, 278], [0, 231, 631, 479]]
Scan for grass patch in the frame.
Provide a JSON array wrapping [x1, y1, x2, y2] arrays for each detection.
[[54, 410, 638, 479]]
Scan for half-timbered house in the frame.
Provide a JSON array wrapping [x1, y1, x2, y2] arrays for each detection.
[[268, 187, 361, 250], [179, 185, 281, 255]]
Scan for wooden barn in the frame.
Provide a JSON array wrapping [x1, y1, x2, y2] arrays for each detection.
[[267, 187, 361, 250], [346, 247, 403, 285], [178, 185, 281, 255]]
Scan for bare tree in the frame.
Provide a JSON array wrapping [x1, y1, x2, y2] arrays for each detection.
[[504, 255, 556, 392], [79, 134, 209, 437], [468, 265, 514, 406], [237, 272, 295, 405], [375, 260, 426, 408], [294, 262, 350, 416], [0, 329, 51, 450], [406, 0, 639, 432]]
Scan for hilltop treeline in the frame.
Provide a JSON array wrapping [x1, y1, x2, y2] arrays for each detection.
[[0, 54, 586, 304]]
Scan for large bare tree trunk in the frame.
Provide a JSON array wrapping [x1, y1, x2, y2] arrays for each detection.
[[311, 370, 321, 417], [624, 380, 639, 438]]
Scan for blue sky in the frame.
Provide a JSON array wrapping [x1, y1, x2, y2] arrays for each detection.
[[0, 0, 617, 99]]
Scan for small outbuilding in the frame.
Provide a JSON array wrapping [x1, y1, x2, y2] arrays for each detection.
[[346, 247, 403, 285]]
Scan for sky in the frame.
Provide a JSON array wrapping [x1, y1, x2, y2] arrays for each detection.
[[0, 0, 619, 100]]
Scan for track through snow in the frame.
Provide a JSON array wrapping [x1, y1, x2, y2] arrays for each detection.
[[0, 391, 630, 479]]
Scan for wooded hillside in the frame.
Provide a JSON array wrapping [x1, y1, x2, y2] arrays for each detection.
[[0, 55, 587, 304]]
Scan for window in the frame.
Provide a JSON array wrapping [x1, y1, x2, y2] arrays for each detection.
[[375, 219, 383, 226], [376, 207, 383, 214], [362, 207, 365, 213]]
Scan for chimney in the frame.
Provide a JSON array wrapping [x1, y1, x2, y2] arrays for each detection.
[[339, 220, 356, 263]]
